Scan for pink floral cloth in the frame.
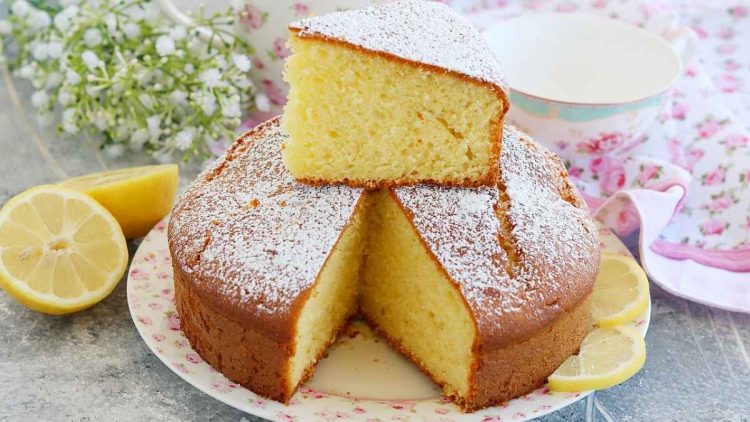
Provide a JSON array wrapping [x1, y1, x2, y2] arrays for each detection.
[[462, 0, 750, 312]]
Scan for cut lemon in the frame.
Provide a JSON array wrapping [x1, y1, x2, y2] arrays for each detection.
[[548, 326, 646, 392], [0, 185, 128, 315], [58, 164, 178, 239], [591, 254, 649, 327]]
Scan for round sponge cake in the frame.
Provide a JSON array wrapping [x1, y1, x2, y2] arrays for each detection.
[[168, 117, 599, 411]]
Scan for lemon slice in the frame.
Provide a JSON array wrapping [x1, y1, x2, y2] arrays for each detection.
[[548, 326, 646, 392], [0, 186, 128, 314], [591, 254, 649, 327], [58, 164, 178, 239]]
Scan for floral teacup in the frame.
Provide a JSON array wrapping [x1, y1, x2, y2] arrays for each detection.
[[483, 13, 696, 155], [158, 0, 382, 114]]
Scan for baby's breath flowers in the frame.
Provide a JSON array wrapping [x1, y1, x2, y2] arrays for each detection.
[[0, 0, 258, 162]]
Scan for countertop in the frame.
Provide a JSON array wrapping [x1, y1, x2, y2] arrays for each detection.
[[1, 65, 750, 421]]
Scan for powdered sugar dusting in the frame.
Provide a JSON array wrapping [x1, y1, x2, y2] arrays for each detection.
[[169, 117, 363, 326], [395, 127, 599, 346], [289, 0, 506, 89]]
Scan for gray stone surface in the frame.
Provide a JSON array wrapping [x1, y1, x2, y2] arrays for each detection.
[[1, 65, 749, 422]]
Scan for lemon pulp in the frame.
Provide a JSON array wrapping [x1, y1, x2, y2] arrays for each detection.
[[0, 186, 128, 314]]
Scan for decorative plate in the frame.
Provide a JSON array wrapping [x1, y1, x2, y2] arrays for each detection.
[[127, 219, 650, 422]]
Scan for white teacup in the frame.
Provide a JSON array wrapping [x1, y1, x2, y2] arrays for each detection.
[[483, 13, 696, 154]]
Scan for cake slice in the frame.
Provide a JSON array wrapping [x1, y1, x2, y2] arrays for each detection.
[[360, 127, 599, 410], [282, 0, 509, 187]]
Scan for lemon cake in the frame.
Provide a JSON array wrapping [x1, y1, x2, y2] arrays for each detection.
[[361, 126, 599, 410], [282, 0, 510, 187], [168, 118, 600, 410]]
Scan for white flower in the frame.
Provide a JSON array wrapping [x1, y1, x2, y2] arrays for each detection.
[[183, 63, 194, 74], [53, 6, 77, 32], [45, 71, 63, 88], [84, 28, 102, 47], [169, 90, 187, 106], [174, 128, 194, 151], [155, 36, 175, 56], [103, 14, 117, 32], [146, 115, 161, 138], [29, 10, 51, 30], [232, 54, 251, 72], [122, 22, 140, 39], [138, 93, 153, 110], [104, 144, 125, 158], [237, 77, 253, 90], [11, 1, 31, 17], [169, 26, 187, 41], [0, 20, 11, 35], [46, 41, 64, 59], [193, 91, 217, 116], [18, 65, 34, 79], [136, 68, 152, 85], [94, 111, 110, 130], [30, 90, 49, 109], [58, 89, 74, 106], [131, 128, 149, 148], [62, 109, 78, 134], [255, 93, 270, 112], [60, 0, 80, 6], [65, 69, 81, 84], [202, 98, 217, 116], [199, 68, 222, 88], [31, 42, 48, 61], [81, 50, 102, 71], [223, 102, 241, 118]]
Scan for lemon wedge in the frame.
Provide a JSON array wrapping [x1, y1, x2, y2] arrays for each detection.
[[58, 164, 178, 239], [591, 254, 649, 327], [0, 186, 128, 314], [548, 326, 646, 392]]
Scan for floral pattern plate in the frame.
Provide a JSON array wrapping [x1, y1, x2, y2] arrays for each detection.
[[127, 219, 650, 422]]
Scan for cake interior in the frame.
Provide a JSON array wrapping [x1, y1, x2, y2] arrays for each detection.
[[289, 191, 477, 402], [282, 35, 506, 185], [289, 202, 367, 390], [359, 191, 477, 399]]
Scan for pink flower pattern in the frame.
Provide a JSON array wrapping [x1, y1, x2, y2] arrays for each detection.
[[239, 4, 264, 30]]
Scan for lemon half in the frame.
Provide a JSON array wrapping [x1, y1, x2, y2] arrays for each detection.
[[0, 186, 128, 314]]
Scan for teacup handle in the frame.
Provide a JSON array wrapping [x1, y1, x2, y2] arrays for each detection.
[[662, 26, 698, 67]]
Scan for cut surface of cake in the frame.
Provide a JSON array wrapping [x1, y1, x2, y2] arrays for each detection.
[[282, 0, 509, 188], [168, 118, 600, 411]]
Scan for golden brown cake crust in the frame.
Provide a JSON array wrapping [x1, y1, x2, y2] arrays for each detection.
[[174, 269, 294, 402], [467, 294, 592, 411], [287, 0, 510, 188]]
